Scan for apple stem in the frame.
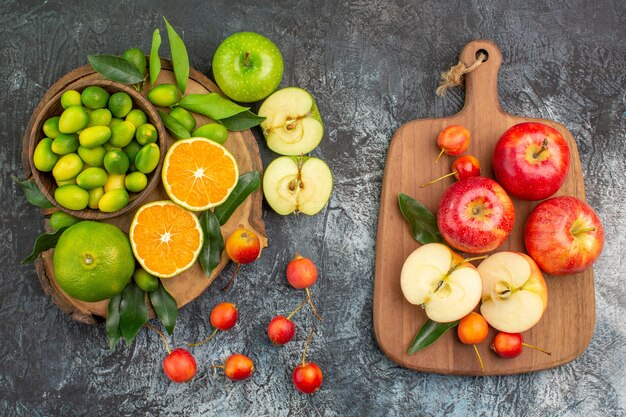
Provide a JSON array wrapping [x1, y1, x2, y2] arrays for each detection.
[[463, 255, 489, 264], [473, 344, 485, 373], [306, 287, 323, 322], [435, 148, 446, 163], [532, 138, 549, 159], [185, 327, 219, 347], [287, 294, 311, 320], [244, 51, 250, 68], [420, 171, 457, 188], [522, 342, 552, 356], [144, 323, 171, 354], [571, 225, 596, 236], [301, 326, 316, 366], [223, 263, 241, 291]]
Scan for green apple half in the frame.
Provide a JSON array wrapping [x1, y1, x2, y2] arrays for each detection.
[[263, 156, 332, 215], [258, 87, 324, 155]]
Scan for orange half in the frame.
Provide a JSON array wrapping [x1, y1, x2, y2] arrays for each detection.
[[129, 200, 203, 278], [162, 137, 239, 211]]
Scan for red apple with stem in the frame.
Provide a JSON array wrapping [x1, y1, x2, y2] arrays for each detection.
[[286, 254, 322, 321], [267, 294, 310, 345], [493, 122, 570, 200], [186, 302, 238, 347], [420, 155, 480, 188], [145, 324, 197, 383], [224, 228, 261, 290], [437, 176, 515, 253], [435, 125, 471, 163], [213, 353, 255, 381], [524, 196, 604, 275], [292, 327, 323, 394], [491, 332, 551, 359]]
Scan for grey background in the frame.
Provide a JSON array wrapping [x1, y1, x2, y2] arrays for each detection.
[[1, 0, 624, 416]]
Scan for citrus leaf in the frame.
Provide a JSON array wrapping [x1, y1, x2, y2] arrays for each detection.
[[214, 171, 260, 225], [106, 293, 123, 351], [158, 110, 190, 140], [178, 93, 249, 120], [13, 176, 54, 208], [21, 227, 67, 264], [219, 110, 265, 131], [149, 28, 162, 85], [149, 281, 178, 336], [87, 54, 144, 84], [163, 17, 189, 95], [198, 210, 224, 278], [119, 282, 148, 344], [398, 193, 442, 244], [408, 319, 459, 354]]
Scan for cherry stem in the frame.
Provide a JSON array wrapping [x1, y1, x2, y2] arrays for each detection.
[[473, 344, 485, 373], [244, 51, 250, 68], [144, 323, 171, 355], [301, 326, 316, 366], [223, 263, 241, 291], [420, 171, 457, 188], [185, 327, 219, 347], [463, 255, 489, 264], [435, 148, 446, 163], [532, 138, 549, 159], [522, 342, 552, 356], [287, 294, 310, 320], [306, 288, 323, 322], [210, 365, 225, 369]]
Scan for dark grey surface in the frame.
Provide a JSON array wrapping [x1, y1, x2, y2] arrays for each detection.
[[1, 0, 624, 416]]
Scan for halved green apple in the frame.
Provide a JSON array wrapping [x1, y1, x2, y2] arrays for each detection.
[[263, 156, 332, 215], [258, 87, 324, 155]]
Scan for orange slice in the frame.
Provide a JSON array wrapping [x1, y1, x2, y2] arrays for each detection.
[[162, 137, 239, 211], [129, 200, 203, 278]]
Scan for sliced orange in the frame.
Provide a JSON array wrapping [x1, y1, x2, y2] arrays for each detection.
[[129, 200, 203, 278], [162, 137, 239, 211]]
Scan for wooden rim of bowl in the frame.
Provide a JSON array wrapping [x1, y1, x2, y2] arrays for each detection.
[[27, 78, 166, 220]]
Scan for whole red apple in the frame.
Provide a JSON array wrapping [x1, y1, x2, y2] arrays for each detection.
[[493, 122, 570, 200], [437, 176, 515, 253], [524, 196, 604, 275], [163, 348, 197, 383]]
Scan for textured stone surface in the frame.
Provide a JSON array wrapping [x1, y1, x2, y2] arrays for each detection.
[[1, 0, 624, 415]]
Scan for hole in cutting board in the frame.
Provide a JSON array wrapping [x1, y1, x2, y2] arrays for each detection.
[[476, 49, 489, 62]]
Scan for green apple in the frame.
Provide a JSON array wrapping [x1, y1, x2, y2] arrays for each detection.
[[212, 32, 284, 103], [258, 87, 324, 155], [263, 156, 332, 215]]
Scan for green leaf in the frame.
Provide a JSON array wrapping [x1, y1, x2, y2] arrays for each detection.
[[178, 93, 249, 120], [149, 28, 162, 85], [163, 17, 189, 95], [106, 293, 123, 351], [13, 176, 54, 208], [408, 319, 459, 354], [149, 281, 179, 335], [398, 193, 442, 244], [87, 54, 145, 84], [214, 171, 260, 225], [198, 210, 224, 278], [21, 227, 67, 264], [219, 110, 266, 131], [119, 282, 148, 345], [158, 110, 190, 140]]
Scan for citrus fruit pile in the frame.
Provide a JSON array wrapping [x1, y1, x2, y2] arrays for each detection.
[[33, 85, 161, 212]]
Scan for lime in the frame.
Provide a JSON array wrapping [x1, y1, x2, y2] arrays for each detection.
[[88, 187, 104, 209], [135, 123, 158, 145], [59, 106, 89, 133], [43, 116, 62, 139], [49, 211, 80, 231], [133, 268, 158, 292], [52, 153, 83, 181], [87, 108, 112, 127], [98, 189, 129, 212], [192, 123, 228, 144], [125, 171, 148, 192], [103, 149, 130, 174], [77, 145, 106, 167], [54, 184, 89, 210], [123, 140, 142, 171], [56, 177, 76, 187], [81, 86, 110, 109], [147, 84, 181, 107], [104, 173, 126, 193], [170, 107, 196, 132], [122, 48, 147, 77], [135, 143, 160, 174], [53, 221, 134, 302], [79, 126, 111, 148], [61, 90, 82, 109], [76, 167, 108, 189], [33, 138, 58, 172], [109, 121, 136, 148], [109, 117, 124, 129], [108, 92, 133, 118], [51, 134, 79, 155], [125, 109, 147, 128]]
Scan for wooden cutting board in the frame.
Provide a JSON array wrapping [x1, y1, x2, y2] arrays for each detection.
[[373, 40, 594, 375], [22, 61, 267, 324]]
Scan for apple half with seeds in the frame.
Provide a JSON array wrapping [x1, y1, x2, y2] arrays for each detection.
[[401, 243, 482, 323], [263, 156, 332, 215], [258, 87, 324, 155]]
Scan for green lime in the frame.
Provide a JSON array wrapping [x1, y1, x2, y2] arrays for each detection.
[[61, 90, 82, 109], [135, 143, 160, 174], [49, 211, 80, 231], [51, 134, 79, 155], [123, 140, 142, 171], [170, 107, 196, 132], [76, 167, 108, 189], [192, 123, 228, 144], [53, 221, 134, 301], [104, 173, 126, 193], [98, 188, 129, 212], [122, 48, 147, 77], [135, 123, 158, 145], [125, 109, 148, 128], [103, 149, 130, 174], [124, 171, 148, 193], [103, 143, 121, 152], [147, 84, 181, 107], [109, 117, 124, 129], [33, 138, 58, 172], [88, 187, 104, 209], [109, 121, 136, 148], [56, 177, 76, 187], [58, 106, 89, 134], [43, 116, 61, 139], [133, 268, 158, 292], [54, 184, 89, 210], [81, 86, 110, 110], [77, 145, 106, 167], [87, 108, 112, 127], [108, 92, 133, 118], [52, 153, 83, 181], [79, 126, 111, 148]]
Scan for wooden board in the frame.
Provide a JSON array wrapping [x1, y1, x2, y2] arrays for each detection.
[[22, 60, 267, 324], [373, 40, 595, 375]]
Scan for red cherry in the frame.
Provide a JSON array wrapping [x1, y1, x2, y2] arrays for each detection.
[[163, 348, 197, 383], [210, 302, 238, 331], [420, 155, 480, 188], [221, 353, 254, 381], [491, 332, 551, 359], [293, 362, 323, 394], [436, 125, 470, 162], [268, 315, 296, 345], [223, 228, 261, 290], [286, 255, 318, 289]]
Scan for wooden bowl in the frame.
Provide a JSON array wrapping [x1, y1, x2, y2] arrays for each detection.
[[27, 79, 166, 220]]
